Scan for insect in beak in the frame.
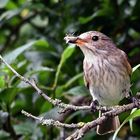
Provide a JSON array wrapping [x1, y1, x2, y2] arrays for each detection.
[[64, 35, 87, 46]]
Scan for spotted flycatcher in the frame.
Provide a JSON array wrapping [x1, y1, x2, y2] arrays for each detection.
[[64, 31, 131, 135]]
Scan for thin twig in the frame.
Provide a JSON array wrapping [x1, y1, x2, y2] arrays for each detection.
[[21, 110, 82, 128]]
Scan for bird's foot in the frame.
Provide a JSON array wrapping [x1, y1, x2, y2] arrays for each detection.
[[131, 96, 140, 107], [90, 100, 99, 112], [126, 91, 140, 106]]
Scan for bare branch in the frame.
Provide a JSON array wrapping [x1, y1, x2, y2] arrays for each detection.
[[1, 55, 140, 140], [21, 110, 82, 128], [66, 99, 140, 140]]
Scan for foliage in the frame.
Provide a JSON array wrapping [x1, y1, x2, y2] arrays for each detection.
[[0, 0, 140, 139]]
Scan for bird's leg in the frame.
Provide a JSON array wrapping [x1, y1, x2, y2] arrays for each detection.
[[131, 96, 140, 106], [127, 91, 140, 106], [90, 100, 99, 112], [90, 100, 112, 112]]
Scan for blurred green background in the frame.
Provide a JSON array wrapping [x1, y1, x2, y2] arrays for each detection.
[[0, 0, 140, 140]]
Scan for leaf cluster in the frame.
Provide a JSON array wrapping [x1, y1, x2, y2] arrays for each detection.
[[0, 0, 140, 139]]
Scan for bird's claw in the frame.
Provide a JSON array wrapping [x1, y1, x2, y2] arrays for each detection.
[[131, 96, 140, 106], [90, 100, 99, 112]]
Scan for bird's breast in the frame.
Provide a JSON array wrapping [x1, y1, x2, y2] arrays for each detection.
[[83, 57, 130, 106]]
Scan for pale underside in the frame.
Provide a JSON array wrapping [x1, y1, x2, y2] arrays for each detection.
[[82, 47, 130, 106]]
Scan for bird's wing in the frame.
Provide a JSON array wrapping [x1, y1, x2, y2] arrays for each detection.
[[121, 50, 132, 77], [126, 59, 132, 77], [84, 74, 89, 89]]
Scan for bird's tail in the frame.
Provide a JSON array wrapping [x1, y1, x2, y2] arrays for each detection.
[[96, 110, 120, 135]]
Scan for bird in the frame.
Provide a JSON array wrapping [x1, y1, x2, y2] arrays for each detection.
[[64, 31, 132, 135]]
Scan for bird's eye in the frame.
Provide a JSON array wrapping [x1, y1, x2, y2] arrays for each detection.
[[92, 36, 99, 41]]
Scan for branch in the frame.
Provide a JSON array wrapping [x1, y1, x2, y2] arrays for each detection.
[[21, 99, 140, 140], [21, 110, 82, 128], [66, 99, 140, 140], [1, 55, 140, 139], [0, 55, 107, 112]]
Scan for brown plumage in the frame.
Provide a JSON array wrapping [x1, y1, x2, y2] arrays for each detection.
[[64, 31, 131, 135]]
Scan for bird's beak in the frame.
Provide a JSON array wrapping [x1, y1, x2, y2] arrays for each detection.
[[64, 35, 87, 47]]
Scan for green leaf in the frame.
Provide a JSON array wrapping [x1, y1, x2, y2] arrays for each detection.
[[0, 130, 10, 140], [34, 39, 49, 49], [61, 45, 75, 64], [64, 86, 89, 96], [53, 45, 75, 88], [31, 15, 48, 28], [25, 66, 54, 77], [129, 108, 137, 131], [0, 0, 9, 8], [4, 40, 39, 64], [79, 12, 99, 24], [0, 87, 19, 104], [64, 72, 83, 88], [14, 122, 33, 135], [0, 76, 5, 88], [40, 101, 52, 114], [11, 100, 26, 115], [113, 109, 140, 140], [14, 121, 42, 139], [0, 9, 20, 22], [42, 107, 62, 120], [132, 64, 140, 73], [6, 1, 17, 9]]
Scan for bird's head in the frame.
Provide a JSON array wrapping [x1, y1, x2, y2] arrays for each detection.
[[64, 31, 116, 56]]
